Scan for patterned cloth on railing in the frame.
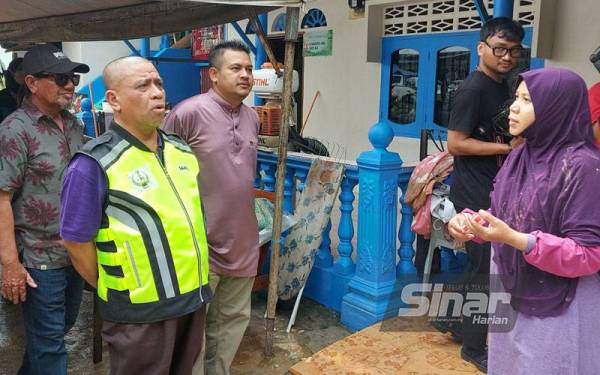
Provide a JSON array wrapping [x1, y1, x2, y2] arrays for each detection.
[[404, 152, 453, 212], [278, 158, 344, 301], [405, 152, 454, 238]]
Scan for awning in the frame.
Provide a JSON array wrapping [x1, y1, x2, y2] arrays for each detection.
[[0, 0, 303, 47]]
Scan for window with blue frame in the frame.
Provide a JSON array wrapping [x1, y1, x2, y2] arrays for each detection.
[[389, 49, 419, 125], [434, 46, 471, 127], [381, 29, 544, 139], [301, 8, 327, 29], [272, 13, 286, 32]]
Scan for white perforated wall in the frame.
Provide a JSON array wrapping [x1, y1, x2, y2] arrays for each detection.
[[383, 0, 536, 36]]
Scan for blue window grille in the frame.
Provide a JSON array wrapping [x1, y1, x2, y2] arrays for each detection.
[[245, 21, 256, 34], [272, 13, 286, 32], [301, 8, 327, 29]]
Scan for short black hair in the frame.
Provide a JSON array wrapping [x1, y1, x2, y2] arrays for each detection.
[[5, 58, 23, 94], [208, 40, 251, 68], [480, 17, 524, 43], [7, 57, 23, 74]]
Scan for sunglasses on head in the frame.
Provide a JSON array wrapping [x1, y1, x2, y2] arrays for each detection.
[[34, 72, 80, 87]]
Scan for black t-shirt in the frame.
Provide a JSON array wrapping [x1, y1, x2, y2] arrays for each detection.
[[448, 70, 510, 210]]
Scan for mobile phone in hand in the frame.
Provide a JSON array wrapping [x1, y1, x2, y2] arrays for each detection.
[[462, 208, 488, 244]]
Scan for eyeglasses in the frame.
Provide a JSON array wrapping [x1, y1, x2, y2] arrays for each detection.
[[483, 41, 523, 58], [34, 73, 80, 87]]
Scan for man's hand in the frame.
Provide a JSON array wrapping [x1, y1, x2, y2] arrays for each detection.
[[1, 260, 37, 304]]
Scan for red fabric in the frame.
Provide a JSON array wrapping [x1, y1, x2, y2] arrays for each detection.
[[405, 152, 453, 211], [588, 82, 600, 123], [411, 195, 432, 237]]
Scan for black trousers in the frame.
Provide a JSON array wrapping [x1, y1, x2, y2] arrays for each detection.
[[455, 205, 490, 353]]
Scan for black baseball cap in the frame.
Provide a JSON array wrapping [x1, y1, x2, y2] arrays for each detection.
[[23, 44, 90, 75]]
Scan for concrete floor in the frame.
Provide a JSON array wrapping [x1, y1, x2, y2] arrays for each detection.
[[0, 290, 351, 375]]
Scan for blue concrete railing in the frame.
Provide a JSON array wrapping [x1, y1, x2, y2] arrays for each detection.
[[256, 121, 417, 332]]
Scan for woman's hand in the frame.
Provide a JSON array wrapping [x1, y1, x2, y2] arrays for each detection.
[[465, 210, 529, 251], [448, 213, 475, 242]]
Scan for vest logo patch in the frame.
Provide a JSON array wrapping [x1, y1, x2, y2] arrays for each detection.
[[178, 165, 190, 172], [129, 167, 157, 192]]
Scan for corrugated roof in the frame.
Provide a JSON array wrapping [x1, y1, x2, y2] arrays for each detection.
[[0, 1, 302, 46]]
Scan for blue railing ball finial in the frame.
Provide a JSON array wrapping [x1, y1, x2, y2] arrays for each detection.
[[368, 121, 394, 151], [81, 98, 92, 112]]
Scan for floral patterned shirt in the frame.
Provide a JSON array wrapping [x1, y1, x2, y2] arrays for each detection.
[[0, 98, 85, 269]]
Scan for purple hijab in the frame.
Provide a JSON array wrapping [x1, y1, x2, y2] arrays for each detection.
[[490, 68, 600, 317]]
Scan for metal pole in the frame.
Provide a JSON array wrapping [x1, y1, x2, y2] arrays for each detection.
[[160, 34, 170, 50], [419, 129, 429, 161], [140, 37, 150, 57], [493, 0, 514, 18], [255, 13, 268, 106], [264, 6, 299, 357]]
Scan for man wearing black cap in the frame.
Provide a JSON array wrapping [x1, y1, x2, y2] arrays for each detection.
[[0, 43, 89, 374]]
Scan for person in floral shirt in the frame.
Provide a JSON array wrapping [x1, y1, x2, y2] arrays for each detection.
[[0, 44, 89, 375]]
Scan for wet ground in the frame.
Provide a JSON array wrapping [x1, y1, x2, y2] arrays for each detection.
[[0, 290, 351, 375]]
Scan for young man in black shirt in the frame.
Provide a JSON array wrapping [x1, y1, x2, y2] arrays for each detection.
[[437, 17, 525, 373]]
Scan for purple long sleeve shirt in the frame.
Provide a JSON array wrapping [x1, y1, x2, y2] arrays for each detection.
[[161, 89, 260, 277]]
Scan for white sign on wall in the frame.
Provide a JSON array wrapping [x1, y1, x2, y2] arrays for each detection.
[[303, 30, 333, 57]]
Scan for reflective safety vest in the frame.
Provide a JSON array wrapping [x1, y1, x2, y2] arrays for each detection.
[[80, 124, 211, 323]]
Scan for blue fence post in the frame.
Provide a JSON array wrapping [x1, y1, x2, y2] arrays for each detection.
[[283, 168, 295, 214], [255, 167, 263, 189], [315, 220, 333, 268], [80, 98, 96, 138], [341, 121, 403, 331], [334, 176, 358, 275], [397, 189, 417, 276], [295, 167, 308, 192], [261, 163, 276, 192]]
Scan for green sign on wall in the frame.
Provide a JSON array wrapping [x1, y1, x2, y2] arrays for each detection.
[[303, 30, 333, 57]]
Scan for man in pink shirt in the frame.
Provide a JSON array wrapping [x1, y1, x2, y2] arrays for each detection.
[[162, 40, 259, 375]]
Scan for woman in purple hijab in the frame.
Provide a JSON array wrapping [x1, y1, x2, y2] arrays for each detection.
[[449, 67, 600, 374]]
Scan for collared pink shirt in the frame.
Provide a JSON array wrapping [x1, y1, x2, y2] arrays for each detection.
[[162, 89, 260, 277]]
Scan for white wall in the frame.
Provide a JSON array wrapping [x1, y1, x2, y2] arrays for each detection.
[[544, 0, 600, 85], [63, 37, 163, 89]]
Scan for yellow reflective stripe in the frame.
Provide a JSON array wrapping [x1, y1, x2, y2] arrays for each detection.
[[102, 275, 133, 291], [96, 229, 113, 242], [97, 251, 127, 266], [98, 264, 137, 292], [97, 268, 109, 301]]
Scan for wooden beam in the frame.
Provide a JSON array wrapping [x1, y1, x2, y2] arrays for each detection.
[[264, 5, 299, 357], [249, 9, 282, 76]]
